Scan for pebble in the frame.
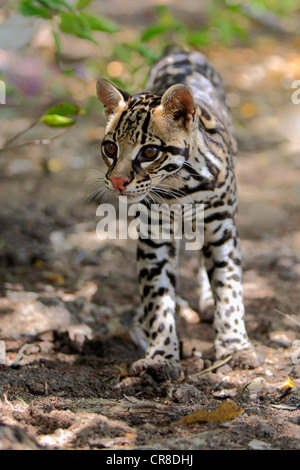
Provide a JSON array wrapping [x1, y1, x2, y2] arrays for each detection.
[[173, 384, 202, 404], [242, 377, 267, 400], [244, 377, 267, 393], [248, 439, 272, 450]]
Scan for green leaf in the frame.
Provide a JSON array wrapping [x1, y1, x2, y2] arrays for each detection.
[[141, 24, 166, 41], [187, 30, 210, 46], [134, 44, 159, 63], [231, 22, 248, 41], [40, 114, 76, 127], [19, 0, 75, 17], [217, 19, 235, 44], [19, 0, 52, 18], [45, 102, 82, 116], [76, 0, 93, 9], [36, 0, 64, 12], [113, 43, 132, 63], [57, 0, 78, 13], [80, 11, 119, 33], [59, 11, 98, 43]]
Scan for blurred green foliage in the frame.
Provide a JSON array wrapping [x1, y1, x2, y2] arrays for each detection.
[[6, 0, 300, 124], [18, 0, 299, 55], [17, 0, 300, 91], [19, 0, 119, 48]]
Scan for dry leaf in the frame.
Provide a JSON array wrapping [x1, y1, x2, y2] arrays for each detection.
[[125, 432, 137, 438], [45, 272, 65, 285], [280, 377, 296, 389], [173, 399, 243, 425]]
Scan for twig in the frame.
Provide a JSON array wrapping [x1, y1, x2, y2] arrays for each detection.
[[275, 309, 300, 328], [242, 5, 298, 35], [0, 128, 70, 154], [2, 393, 14, 409], [3, 119, 39, 148], [12, 343, 36, 366], [271, 404, 298, 411], [191, 354, 232, 377]]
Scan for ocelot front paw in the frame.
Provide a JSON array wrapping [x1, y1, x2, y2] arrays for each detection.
[[130, 358, 180, 382]]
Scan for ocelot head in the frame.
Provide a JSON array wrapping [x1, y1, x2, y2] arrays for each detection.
[[96, 78, 196, 203]]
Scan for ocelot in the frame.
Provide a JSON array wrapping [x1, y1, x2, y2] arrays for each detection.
[[96, 48, 260, 380]]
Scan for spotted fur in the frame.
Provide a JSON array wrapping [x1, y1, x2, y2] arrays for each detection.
[[96, 49, 259, 380]]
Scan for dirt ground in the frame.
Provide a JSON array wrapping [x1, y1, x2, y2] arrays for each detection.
[[1, 6, 300, 451]]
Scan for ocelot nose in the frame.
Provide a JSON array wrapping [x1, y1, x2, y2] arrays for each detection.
[[109, 175, 131, 191]]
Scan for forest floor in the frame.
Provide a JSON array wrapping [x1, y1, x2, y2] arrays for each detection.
[[0, 5, 300, 451]]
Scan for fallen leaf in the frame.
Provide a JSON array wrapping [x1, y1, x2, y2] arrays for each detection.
[[280, 377, 296, 389], [45, 272, 65, 285], [173, 399, 243, 425], [125, 432, 137, 438], [33, 259, 44, 268]]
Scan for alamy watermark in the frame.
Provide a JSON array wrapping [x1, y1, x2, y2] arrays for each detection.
[[96, 196, 204, 250], [0, 80, 6, 104]]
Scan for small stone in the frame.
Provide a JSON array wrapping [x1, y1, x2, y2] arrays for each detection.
[[269, 330, 295, 347], [39, 341, 53, 354], [173, 384, 202, 404], [38, 330, 54, 342], [248, 439, 272, 450], [244, 377, 267, 393]]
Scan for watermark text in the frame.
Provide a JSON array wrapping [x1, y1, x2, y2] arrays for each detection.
[[291, 80, 300, 104], [96, 197, 204, 250]]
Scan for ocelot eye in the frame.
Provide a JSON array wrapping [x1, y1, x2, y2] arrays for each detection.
[[103, 141, 118, 157], [142, 146, 159, 159]]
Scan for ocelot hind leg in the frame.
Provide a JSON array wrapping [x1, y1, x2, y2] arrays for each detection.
[[204, 218, 262, 368]]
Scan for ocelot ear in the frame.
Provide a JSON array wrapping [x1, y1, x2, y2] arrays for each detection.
[[96, 78, 130, 119], [161, 84, 195, 123]]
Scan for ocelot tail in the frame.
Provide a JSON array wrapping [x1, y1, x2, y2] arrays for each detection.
[[96, 48, 260, 380]]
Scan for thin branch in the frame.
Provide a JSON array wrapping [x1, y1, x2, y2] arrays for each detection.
[[191, 354, 232, 377], [275, 309, 300, 328], [0, 127, 70, 154], [242, 5, 299, 35], [2, 119, 39, 148]]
